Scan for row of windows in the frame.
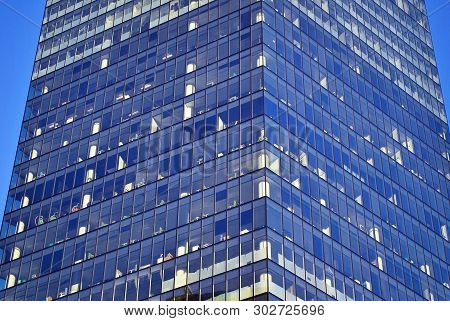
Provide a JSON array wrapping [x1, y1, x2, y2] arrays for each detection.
[[334, 0, 437, 80], [8, 100, 449, 260], [7, 53, 450, 302], [2, 259, 273, 301], [261, 4, 447, 152], [2, 144, 448, 299], [2, 203, 444, 302], [32, 0, 446, 179], [261, 50, 447, 200], [22, 34, 264, 148], [262, 117, 448, 246], [3, 136, 449, 292], [43, 0, 99, 24], [17, 64, 450, 252], [261, 25, 446, 159], [0, 204, 401, 302], [272, 0, 444, 119], [349, 0, 432, 56], [263, 65, 448, 212], [27, 1, 447, 152], [36, 0, 195, 78], [33, 0, 261, 80], [384, 0, 428, 22], [1, 127, 446, 298], [37, 0, 210, 61], [12, 33, 448, 225], [7, 74, 266, 213], [23, 29, 446, 208], [257, 160, 449, 286], [40, 0, 146, 44], [259, 19, 448, 203], [255, 14, 445, 230], [29, 1, 262, 111], [265, 222, 446, 301], [25, 5, 448, 180], [7, 74, 450, 282], [256, 28, 450, 284], [19, 31, 448, 222], [24, 12, 264, 154], [4, 141, 268, 234], [0, 213, 269, 294], [15, 86, 265, 189], [10, 83, 449, 252], [20, 64, 264, 173], [1, 183, 266, 267], [1, 257, 337, 301]]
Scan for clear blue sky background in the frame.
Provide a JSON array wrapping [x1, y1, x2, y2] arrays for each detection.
[[0, 0, 448, 223]]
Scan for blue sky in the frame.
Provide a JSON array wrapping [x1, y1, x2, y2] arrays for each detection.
[[0, 0, 448, 223]]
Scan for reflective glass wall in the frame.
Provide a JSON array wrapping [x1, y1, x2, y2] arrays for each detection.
[[0, 0, 448, 301]]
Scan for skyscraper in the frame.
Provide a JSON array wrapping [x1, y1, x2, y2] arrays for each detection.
[[0, 0, 448, 301]]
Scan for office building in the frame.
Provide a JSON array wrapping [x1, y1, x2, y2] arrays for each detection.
[[0, 0, 449, 301]]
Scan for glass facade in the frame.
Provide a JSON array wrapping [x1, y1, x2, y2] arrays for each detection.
[[0, 0, 448, 301]]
